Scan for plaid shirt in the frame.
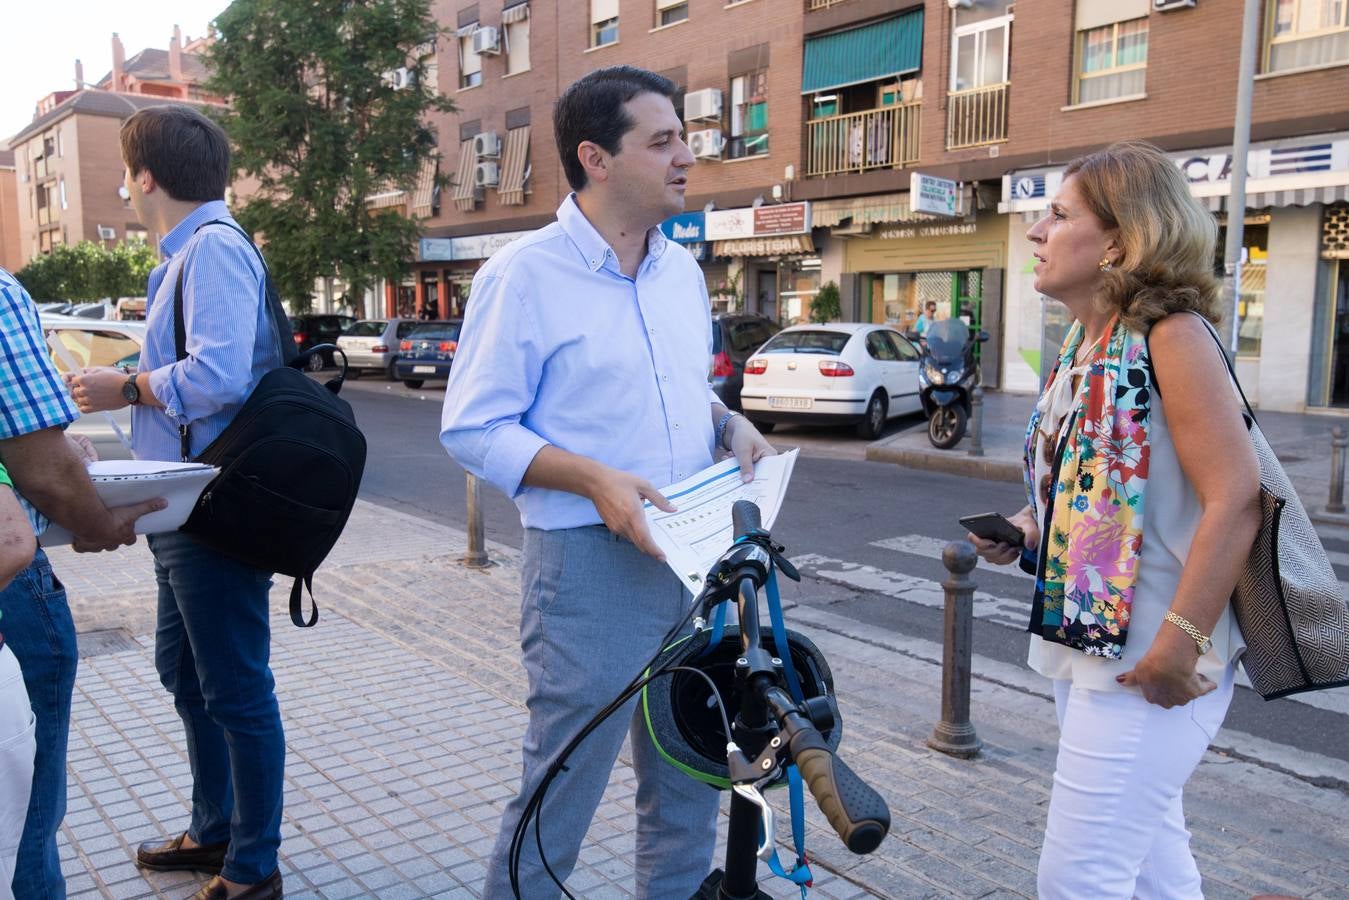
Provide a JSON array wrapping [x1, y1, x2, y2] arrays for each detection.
[[0, 268, 80, 535]]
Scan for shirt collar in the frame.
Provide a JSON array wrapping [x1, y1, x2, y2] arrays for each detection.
[[159, 200, 231, 259], [555, 193, 668, 275]]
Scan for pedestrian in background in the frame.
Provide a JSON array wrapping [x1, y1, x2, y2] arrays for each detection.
[[0, 266, 162, 900], [968, 141, 1262, 899], [441, 66, 774, 898], [66, 105, 286, 900], [915, 299, 938, 336]]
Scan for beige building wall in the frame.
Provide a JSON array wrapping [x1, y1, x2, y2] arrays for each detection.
[[0, 165, 21, 272]]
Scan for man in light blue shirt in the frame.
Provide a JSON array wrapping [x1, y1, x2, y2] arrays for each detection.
[[441, 67, 774, 898], [67, 105, 286, 900]]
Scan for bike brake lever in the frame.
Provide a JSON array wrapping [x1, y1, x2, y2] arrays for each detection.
[[731, 782, 777, 860]]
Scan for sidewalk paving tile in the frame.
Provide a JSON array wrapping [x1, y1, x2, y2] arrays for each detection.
[[39, 499, 1349, 899]]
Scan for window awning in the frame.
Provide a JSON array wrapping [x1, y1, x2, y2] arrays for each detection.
[[497, 126, 531, 206], [366, 189, 406, 210], [1201, 183, 1349, 211], [411, 156, 438, 216], [812, 189, 971, 228], [502, 2, 530, 24], [802, 9, 923, 95], [712, 234, 815, 258], [452, 139, 478, 212]]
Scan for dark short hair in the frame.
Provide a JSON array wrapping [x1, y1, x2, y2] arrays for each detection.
[[120, 105, 230, 202], [925, 301, 937, 311], [553, 66, 676, 192]]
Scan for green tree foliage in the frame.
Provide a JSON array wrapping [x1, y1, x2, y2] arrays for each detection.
[[810, 281, 842, 323], [205, 0, 453, 311], [16, 241, 158, 301]]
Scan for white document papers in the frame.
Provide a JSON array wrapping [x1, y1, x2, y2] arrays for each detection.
[[644, 449, 799, 593], [41, 460, 219, 546]]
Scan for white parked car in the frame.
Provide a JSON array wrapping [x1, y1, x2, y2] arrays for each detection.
[[739, 323, 924, 439], [40, 314, 147, 460]]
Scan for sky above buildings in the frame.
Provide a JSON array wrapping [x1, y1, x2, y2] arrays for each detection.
[[0, 0, 224, 143]]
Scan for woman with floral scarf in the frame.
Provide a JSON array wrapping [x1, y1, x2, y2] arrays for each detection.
[[968, 141, 1261, 899]]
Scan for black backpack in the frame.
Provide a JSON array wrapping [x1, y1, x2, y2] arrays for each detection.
[[173, 219, 367, 627]]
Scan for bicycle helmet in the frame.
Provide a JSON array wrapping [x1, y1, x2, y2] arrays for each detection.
[[641, 625, 842, 790]]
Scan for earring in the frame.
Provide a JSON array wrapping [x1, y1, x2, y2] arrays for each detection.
[[1099, 258, 1113, 272]]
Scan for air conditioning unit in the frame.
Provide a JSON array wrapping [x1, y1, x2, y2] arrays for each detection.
[[384, 67, 412, 89], [684, 88, 723, 122], [473, 26, 501, 55], [474, 131, 502, 158], [1154, 0, 1195, 8], [475, 161, 500, 187], [97, 225, 116, 240], [689, 129, 724, 160]]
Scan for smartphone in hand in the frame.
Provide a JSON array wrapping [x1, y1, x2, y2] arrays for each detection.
[[959, 512, 1025, 547]]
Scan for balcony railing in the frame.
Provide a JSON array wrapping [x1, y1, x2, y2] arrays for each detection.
[[37, 207, 51, 226], [946, 82, 1009, 150], [806, 0, 851, 9], [805, 102, 921, 178]]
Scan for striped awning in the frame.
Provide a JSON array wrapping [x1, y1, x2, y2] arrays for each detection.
[[813, 189, 972, 228], [455, 23, 477, 38], [502, 2, 530, 24], [497, 126, 530, 206], [1201, 183, 1349, 211], [712, 234, 815, 257], [802, 9, 923, 94], [451, 139, 477, 212], [366, 189, 406, 210], [411, 155, 438, 216]]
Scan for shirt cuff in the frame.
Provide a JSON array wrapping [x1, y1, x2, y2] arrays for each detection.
[[483, 425, 549, 499], [146, 364, 186, 423]]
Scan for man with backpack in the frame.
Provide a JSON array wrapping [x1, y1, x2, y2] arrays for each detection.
[[66, 105, 286, 900]]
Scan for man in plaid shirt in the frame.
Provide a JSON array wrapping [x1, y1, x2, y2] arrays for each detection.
[[0, 267, 163, 899]]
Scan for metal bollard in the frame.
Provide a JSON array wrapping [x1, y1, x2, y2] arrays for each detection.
[[927, 541, 982, 758], [463, 472, 490, 568], [1329, 427, 1348, 515], [968, 385, 985, 458]]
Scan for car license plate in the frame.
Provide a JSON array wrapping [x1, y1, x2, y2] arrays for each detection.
[[769, 396, 811, 409], [412, 365, 436, 374]]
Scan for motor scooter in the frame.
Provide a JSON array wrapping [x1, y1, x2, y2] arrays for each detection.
[[918, 318, 987, 449]]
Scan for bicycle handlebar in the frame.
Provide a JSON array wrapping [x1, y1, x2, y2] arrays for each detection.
[[763, 685, 890, 854], [732, 499, 761, 539]]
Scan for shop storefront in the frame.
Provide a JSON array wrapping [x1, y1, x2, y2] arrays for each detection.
[[1002, 133, 1349, 409], [660, 202, 819, 322], [830, 205, 1008, 387], [405, 230, 532, 319]]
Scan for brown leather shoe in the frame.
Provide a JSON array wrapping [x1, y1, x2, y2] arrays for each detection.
[[188, 870, 283, 900], [135, 833, 229, 873]]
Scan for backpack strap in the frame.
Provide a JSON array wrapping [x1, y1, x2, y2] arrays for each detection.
[[290, 575, 319, 627], [1144, 310, 1256, 430]]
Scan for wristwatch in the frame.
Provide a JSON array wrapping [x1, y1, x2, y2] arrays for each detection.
[[1164, 610, 1213, 655], [121, 373, 140, 406]]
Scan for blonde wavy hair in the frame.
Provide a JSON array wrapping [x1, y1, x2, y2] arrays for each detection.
[[1064, 140, 1223, 333]]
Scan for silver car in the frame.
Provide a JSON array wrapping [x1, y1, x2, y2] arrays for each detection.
[[40, 315, 146, 460], [336, 317, 427, 379]]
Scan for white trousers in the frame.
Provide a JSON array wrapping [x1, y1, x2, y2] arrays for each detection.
[[1038, 665, 1235, 900], [0, 645, 36, 900]]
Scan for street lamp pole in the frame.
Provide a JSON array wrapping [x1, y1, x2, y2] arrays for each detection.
[[1223, 0, 1262, 356]]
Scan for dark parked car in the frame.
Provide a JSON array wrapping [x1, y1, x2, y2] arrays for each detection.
[[709, 313, 781, 409], [288, 314, 356, 371], [393, 320, 464, 388]]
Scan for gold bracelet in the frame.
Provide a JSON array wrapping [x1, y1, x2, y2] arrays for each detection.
[[1164, 610, 1213, 655]]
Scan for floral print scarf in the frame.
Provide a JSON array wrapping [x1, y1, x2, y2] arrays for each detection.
[[1023, 317, 1152, 659]]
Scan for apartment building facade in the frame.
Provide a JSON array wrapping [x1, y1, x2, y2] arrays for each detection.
[[7, 31, 220, 270], [0, 150, 21, 272], [389, 0, 1349, 409]]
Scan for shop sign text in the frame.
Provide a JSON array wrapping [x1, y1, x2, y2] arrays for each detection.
[[878, 222, 977, 240]]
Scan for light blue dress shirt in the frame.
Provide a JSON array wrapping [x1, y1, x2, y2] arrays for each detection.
[[133, 201, 281, 462], [440, 195, 720, 531]]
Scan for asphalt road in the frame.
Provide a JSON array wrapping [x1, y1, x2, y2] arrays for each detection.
[[341, 373, 1349, 768]]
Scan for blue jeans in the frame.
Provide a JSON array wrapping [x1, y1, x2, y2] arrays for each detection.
[[1, 550, 75, 900], [483, 526, 718, 900], [148, 532, 282, 885]]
